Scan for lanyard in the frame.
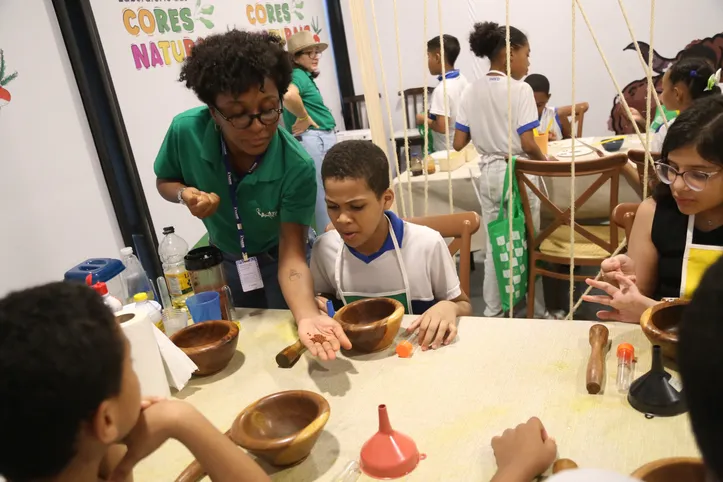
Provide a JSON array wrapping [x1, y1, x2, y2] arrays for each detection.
[[220, 137, 261, 261]]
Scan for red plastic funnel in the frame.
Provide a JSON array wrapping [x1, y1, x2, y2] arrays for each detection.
[[360, 404, 420, 479]]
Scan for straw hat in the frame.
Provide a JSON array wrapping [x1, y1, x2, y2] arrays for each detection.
[[287, 31, 328, 55]]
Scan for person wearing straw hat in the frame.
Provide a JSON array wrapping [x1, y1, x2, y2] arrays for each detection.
[[283, 30, 338, 233]]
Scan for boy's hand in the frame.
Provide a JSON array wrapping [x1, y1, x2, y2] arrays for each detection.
[[407, 300, 458, 350], [415, 112, 426, 126], [491, 417, 557, 481], [298, 315, 352, 360]]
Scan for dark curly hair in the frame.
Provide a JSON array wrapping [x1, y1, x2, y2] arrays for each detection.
[[428, 35, 462, 65], [321, 140, 390, 197], [653, 95, 723, 202], [667, 57, 722, 101], [0, 283, 125, 481], [469, 21, 527, 60], [180, 30, 293, 105]]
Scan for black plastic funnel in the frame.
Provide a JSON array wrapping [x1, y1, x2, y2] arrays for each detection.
[[628, 345, 687, 417]]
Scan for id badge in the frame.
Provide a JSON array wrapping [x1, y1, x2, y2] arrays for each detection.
[[236, 257, 264, 292]]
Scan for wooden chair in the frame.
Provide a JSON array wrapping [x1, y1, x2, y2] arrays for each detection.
[[326, 212, 481, 297], [612, 202, 639, 241], [627, 149, 661, 196], [515, 153, 628, 318], [557, 102, 590, 138], [400, 87, 435, 129], [342, 93, 381, 130]]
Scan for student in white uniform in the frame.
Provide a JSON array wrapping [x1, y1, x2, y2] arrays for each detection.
[[453, 22, 549, 319], [652, 57, 721, 152], [524, 73, 565, 141], [311, 140, 472, 350], [416, 35, 470, 152]]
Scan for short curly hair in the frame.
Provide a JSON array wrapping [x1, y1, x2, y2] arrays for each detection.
[[321, 140, 390, 197], [180, 30, 293, 105]]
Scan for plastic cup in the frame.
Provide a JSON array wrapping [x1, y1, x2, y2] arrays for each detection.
[[162, 308, 189, 336], [186, 292, 222, 323]]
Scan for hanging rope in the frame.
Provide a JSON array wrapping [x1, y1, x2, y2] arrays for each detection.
[[391, 0, 414, 217], [368, 0, 407, 217], [422, 0, 430, 216], [643, 0, 656, 199], [505, 0, 514, 317], [437, 0, 454, 214], [569, 0, 577, 317]]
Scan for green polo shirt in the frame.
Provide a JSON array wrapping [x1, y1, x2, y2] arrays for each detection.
[[283, 68, 337, 131], [154, 106, 316, 256]]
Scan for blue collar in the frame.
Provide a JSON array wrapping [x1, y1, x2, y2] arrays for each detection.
[[347, 211, 404, 264], [437, 70, 460, 81]]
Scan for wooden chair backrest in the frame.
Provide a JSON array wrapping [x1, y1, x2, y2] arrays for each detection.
[[627, 149, 662, 196], [557, 102, 590, 138], [342, 93, 381, 130], [515, 153, 628, 255], [400, 87, 435, 129], [325, 212, 481, 297], [612, 202, 639, 241]]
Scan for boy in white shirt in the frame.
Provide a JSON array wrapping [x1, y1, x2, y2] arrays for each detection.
[[311, 140, 472, 350], [524, 74, 566, 141], [416, 35, 469, 152], [454, 22, 549, 319]]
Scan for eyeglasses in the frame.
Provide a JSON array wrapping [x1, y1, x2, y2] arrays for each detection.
[[214, 106, 282, 130], [654, 161, 721, 192], [301, 50, 322, 59]]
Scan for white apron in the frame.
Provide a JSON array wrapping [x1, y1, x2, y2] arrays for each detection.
[[679, 215, 723, 299]]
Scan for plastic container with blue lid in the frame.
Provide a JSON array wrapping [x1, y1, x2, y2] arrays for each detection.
[[65, 259, 127, 302]]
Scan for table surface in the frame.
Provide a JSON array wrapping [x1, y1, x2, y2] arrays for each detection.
[[136, 309, 698, 481], [337, 128, 421, 141]]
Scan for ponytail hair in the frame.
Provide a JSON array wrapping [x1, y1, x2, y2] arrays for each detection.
[[469, 21, 527, 60], [668, 57, 722, 100]]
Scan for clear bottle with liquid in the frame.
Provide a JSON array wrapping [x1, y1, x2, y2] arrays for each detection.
[[158, 226, 193, 309], [120, 246, 154, 302]]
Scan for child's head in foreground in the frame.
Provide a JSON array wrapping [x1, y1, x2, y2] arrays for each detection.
[[321, 140, 394, 251], [427, 35, 461, 76], [680, 255, 723, 481], [525, 73, 552, 118], [469, 21, 529, 80], [0, 283, 140, 481]]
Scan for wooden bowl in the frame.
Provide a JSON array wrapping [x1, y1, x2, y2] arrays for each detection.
[[170, 320, 239, 376], [640, 299, 689, 361], [334, 298, 404, 353], [232, 390, 330, 467], [631, 457, 706, 482]]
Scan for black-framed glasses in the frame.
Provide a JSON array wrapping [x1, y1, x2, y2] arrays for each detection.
[[654, 161, 721, 192], [301, 49, 322, 59], [214, 106, 282, 130]]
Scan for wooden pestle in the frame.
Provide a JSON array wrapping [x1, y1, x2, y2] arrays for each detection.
[[552, 458, 579, 474], [174, 430, 231, 482], [275, 339, 307, 368], [586, 324, 610, 394]]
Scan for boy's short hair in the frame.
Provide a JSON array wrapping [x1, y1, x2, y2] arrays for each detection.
[[427, 35, 461, 65], [321, 140, 390, 197], [524, 74, 550, 95], [0, 283, 125, 480], [679, 256, 723, 481]]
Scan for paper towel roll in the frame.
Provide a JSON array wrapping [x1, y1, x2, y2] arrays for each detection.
[[116, 310, 171, 399]]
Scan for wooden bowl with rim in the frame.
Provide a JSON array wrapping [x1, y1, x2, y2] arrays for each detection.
[[631, 457, 707, 482], [170, 320, 239, 376], [640, 299, 689, 361], [334, 298, 404, 353]]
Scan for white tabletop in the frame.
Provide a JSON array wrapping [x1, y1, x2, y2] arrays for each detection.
[[336, 128, 421, 143], [135, 309, 698, 481]]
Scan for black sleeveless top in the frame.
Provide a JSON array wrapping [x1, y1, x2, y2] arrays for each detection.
[[651, 196, 723, 300]]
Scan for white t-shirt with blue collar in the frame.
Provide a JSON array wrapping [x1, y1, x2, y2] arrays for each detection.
[[429, 70, 470, 152], [539, 105, 564, 140], [310, 211, 462, 315]]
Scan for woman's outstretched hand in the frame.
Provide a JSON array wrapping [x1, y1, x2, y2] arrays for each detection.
[[297, 315, 352, 361]]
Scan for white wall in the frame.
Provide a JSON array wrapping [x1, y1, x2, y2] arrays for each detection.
[[0, 0, 124, 297], [341, 0, 723, 137], [88, 0, 343, 245]]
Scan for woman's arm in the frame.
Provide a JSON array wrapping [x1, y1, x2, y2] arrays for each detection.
[[282, 84, 309, 119], [519, 130, 546, 160], [627, 197, 659, 297], [156, 178, 220, 219]]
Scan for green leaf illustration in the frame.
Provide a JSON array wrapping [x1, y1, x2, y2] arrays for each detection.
[[0, 50, 5, 81], [294, 10, 304, 20], [296, 1, 304, 8], [1, 71, 18, 86], [196, 0, 202, 8], [200, 5, 214, 15], [199, 17, 215, 29]]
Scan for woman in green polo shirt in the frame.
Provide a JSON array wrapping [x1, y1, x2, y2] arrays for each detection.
[[283, 31, 338, 233], [154, 30, 350, 361]]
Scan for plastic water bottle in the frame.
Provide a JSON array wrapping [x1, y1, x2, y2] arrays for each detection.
[[120, 246, 154, 302], [158, 226, 193, 309], [134, 293, 164, 333]]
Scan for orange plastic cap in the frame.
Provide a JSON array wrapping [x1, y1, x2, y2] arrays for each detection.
[[396, 340, 414, 358], [617, 343, 635, 360]]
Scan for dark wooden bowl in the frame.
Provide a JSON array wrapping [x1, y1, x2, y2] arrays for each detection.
[[170, 320, 239, 376], [640, 299, 689, 361], [631, 457, 706, 482], [334, 298, 404, 353], [232, 390, 330, 467]]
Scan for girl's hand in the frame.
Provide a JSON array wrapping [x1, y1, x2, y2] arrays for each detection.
[[491, 417, 557, 482], [600, 255, 636, 286], [582, 273, 656, 324], [407, 300, 458, 350]]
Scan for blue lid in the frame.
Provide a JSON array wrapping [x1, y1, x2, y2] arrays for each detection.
[[64, 258, 125, 284]]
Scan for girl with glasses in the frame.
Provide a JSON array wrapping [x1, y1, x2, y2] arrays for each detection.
[[154, 30, 350, 361], [584, 96, 723, 323]]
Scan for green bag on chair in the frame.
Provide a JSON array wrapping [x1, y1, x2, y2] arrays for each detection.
[[417, 123, 435, 153], [486, 156, 529, 313]]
